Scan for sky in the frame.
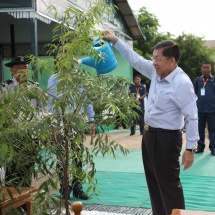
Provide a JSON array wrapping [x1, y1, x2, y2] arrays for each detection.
[[127, 0, 215, 40]]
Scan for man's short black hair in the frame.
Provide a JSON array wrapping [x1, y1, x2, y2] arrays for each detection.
[[153, 40, 181, 63], [202, 61, 211, 66], [133, 74, 141, 79]]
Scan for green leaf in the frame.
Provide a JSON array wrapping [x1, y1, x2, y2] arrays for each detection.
[[6, 188, 14, 200]]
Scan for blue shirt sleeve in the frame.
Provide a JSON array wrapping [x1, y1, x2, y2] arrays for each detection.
[[47, 74, 58, 113], [47, 74, 95, 122], [86, 104, 95, 122]]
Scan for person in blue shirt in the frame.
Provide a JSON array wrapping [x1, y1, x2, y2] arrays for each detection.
[[47, 73, 95, 200], [103, 30, 199, 215], [193, 62, 215, 156], [129, 74, 146, 135]]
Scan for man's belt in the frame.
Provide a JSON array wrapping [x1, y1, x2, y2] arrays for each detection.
[[144, 125, 181, 133]]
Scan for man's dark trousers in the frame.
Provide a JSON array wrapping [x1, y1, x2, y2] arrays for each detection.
[[142, 130, 185, 215]]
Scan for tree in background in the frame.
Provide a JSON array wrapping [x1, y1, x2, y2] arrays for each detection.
[[133, 7, 161, 59], [133, 7, 173, 88], [176, 33, 215, 81], [133, 6, 215, 87]]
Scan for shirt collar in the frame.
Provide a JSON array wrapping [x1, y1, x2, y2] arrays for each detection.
[[12, 77, 20, 85], [201, 74, 213, 78], [157, 66, 179, 83]]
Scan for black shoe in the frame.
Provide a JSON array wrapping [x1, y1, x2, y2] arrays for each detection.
[[195, 149, 204, 154], [211, 151, 215, 156], [130, 133, 135, 136], [73, 190, 89, 200]]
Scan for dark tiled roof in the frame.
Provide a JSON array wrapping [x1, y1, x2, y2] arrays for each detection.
[[204, 40, 215, 47], [114, 0, 144, 40]]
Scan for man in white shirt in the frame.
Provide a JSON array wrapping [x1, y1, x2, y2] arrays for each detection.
[[103, 31, 199, 215]]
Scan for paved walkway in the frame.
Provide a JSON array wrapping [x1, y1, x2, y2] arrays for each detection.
[[82, 204, 152, 215], [82, 212, 131, 215]]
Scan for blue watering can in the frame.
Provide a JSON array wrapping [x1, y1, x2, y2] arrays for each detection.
[[77, 38, 117, 74]]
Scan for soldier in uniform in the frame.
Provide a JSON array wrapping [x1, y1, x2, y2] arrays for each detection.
[[2, 56, 38, 90], [1, 56, 40, 189]]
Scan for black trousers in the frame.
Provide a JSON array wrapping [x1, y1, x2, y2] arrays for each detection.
[[115, 114, 126, 129], [197, 112, 215, 151], [131, 107, 144, 134], [142, 130, 185, 215]]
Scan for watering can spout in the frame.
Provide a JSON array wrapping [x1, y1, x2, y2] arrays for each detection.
[[77, 58, 95, 69], [77, 38, 117, 74]]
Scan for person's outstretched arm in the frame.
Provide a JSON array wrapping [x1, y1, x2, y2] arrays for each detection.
[[102, 30, 154, 80]]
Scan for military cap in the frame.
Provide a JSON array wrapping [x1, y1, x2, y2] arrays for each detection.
[[5, 56, 29, 68]]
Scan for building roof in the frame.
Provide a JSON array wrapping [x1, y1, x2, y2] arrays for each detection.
[[0, 0, 144, 45], [114, 0, 144, 40]]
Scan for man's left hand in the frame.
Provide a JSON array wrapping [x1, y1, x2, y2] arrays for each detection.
[[181, 150, 194, 170]]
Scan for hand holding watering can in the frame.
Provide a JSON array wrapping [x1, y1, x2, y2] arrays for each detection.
[[77, 37, 117, 74]]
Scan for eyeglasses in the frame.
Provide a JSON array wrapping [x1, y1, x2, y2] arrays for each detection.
[[151, 57, 170, 62]]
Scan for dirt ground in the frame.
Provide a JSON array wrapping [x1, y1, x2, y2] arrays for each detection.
[[84, 128, 209, 150]]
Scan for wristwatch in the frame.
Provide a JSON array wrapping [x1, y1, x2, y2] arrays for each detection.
[[186, 148, 196, 153]]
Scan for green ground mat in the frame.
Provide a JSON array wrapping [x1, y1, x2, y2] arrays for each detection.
[[81, 171, 149, 207], [91, 149, 144, 173], [40, 142, 215, 212], [76, 149, 215, 212], [92, 148, 215, 176]]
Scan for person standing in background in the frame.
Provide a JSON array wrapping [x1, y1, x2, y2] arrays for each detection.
[[47, 73, 95, 200], [129, 75, 146, 135], [1, 56, 40, 214], [193, 61, 215, 156], [1, 56, 40, 188]]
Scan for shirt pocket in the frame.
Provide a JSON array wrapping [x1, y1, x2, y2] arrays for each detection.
[[154, 94, 175, 111]]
